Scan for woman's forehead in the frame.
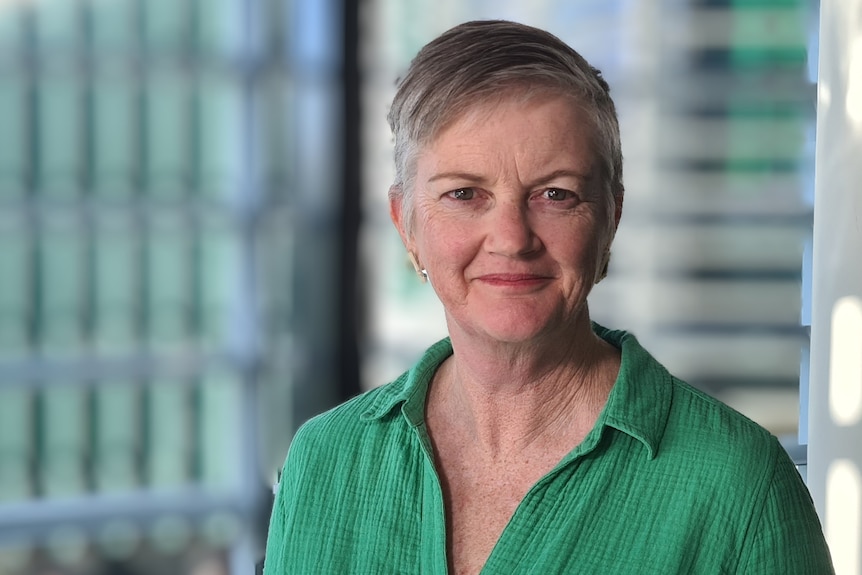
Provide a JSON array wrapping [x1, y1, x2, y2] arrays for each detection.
[[418, 96, 597, 172], [424, 86, 584, 141]]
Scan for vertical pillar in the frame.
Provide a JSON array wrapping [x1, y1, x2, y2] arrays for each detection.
[[808, 1, 862, 574]]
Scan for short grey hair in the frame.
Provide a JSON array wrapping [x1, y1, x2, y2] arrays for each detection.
[[387, 20, 624, 234]]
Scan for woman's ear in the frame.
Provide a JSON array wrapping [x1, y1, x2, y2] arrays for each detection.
[[389, 185, 427, 282], [388, 185, 411, 247]]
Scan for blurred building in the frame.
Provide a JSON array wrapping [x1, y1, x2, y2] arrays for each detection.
[[0, 0, 351, 573]]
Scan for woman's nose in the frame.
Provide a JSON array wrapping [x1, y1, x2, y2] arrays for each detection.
[[484, 200, 540, 257]]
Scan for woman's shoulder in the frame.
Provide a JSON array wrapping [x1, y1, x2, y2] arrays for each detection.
[[667, 376, 775, 444], [292, 372, 412, 447], [293, 338, 453, 448], [604, 324, 782, 467], [661, 375, 791, 486]]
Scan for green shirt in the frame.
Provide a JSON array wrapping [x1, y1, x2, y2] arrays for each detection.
[[264, 326, 834, 574]]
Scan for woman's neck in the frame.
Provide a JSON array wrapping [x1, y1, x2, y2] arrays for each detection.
[[428, 319, 621, 460]]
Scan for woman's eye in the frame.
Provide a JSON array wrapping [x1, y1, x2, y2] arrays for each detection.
[[544, 188, 571, 201], [449, 188, 475, 201]]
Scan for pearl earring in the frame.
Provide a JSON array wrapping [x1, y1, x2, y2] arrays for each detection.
[[407, 252, 428, 283]]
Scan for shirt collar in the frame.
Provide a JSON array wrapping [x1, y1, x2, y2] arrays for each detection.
[[591, 324, 673, 460], [359, 337, 453, 425], [360, 324, 673, 459]]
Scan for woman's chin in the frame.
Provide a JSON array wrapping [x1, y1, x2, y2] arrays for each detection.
[[450, 308, 574, 346]]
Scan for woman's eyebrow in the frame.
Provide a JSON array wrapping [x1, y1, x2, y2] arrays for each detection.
[[427, 171, 486, 184], [427, 169, 591, 186], [525, 169, 591, 188]]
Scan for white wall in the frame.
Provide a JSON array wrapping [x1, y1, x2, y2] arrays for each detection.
[[808, 1, 862, 573]]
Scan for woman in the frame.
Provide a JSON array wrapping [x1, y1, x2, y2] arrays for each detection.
[[264, 20, 833, 574]]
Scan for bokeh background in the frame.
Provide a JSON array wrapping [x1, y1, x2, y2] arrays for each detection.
[[0, 0, 820, 573]]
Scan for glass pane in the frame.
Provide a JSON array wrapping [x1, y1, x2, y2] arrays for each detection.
[[39, 215, 85, 355], [39, 386, 89, 497], [0, 389, 35, 501], [729, 6, 807, 66], [197, 373, 241, 490], [93, 383, 141, 492], [37, 75, 83, 197], [197, 72, 242, 200], [193, 0, 243, 57], [0, 219, 29, 358], [143, 0, 188, 55], [94, 214, 139, 354], [147, 217, 189, 348], [89, 0, 136, 54], [145, 71, 190, 197], [199, 219, 235, 348], [93, 72, 136, 197], [145, 380, 191, 489], [34, 0, 80, 53], [0, 4, 24, 58], [258, 75, 294, 196], [0, 77, 26, 198], [727, 116, 806, 167], [260, 209, 292, 340]]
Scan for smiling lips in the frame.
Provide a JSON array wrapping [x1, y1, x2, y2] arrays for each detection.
[[477, 273, 553, 288]]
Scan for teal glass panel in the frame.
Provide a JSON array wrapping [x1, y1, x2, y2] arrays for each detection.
[[197, 373, 241, 490], [93, 383, 141, 492], [260, 209, 292, 337], [39, 216, 85, 355], [0, 4, 24, 58], [199, 220, 234, 348], [729, 5, 807, 68], [0, 220, 29, 359], [143, 0, 187, 55], [89, 0, 136, 54], [0, 78, 26, 198], [34, 0, 80, 54], [147, 219, 189, 348], [258, 76, 294, 195], [145, 71, 189, 197], [0, 389, 35, 501], [730, 6, 805, 45], [37, 75, 82, 197], [94, 215, 138, 354], [197, 73, 242, 200], [39, 386, 90, 497], [93, 73, 136, 197], [727, 116, 806, 168], [145, 380, 191, 489], [193, 0, 243, 57]]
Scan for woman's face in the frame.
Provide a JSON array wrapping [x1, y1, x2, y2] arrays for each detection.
[[390, 94, 621, 346]]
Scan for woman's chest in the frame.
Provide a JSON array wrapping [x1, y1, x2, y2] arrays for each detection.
[[434, 446, 568, 575], [443, 474, 531, 575]]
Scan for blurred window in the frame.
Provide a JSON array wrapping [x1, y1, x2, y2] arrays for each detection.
[[0, 0, 344, 572]]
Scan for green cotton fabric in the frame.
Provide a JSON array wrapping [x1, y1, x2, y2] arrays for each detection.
[[263, 325, 834, 574]]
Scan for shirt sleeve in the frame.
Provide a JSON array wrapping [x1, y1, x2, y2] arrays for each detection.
[[262, 468, 287, 575], [737, 445, 835, 574], [262, 424, 311, 575]]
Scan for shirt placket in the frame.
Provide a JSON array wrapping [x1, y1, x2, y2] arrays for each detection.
[[415, 422, 449, 574]]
